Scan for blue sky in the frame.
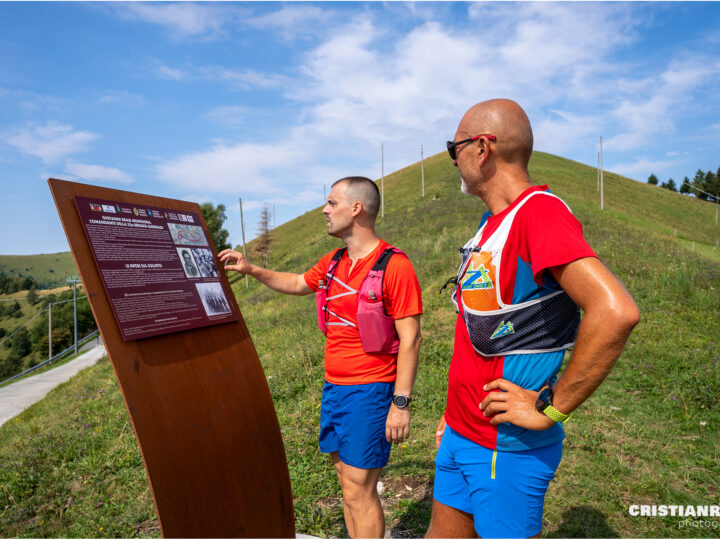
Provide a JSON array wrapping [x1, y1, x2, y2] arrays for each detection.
[[1, 2, 719, 255]]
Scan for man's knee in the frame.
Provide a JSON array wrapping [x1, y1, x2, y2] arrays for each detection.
[[338, 465, 381, 507]]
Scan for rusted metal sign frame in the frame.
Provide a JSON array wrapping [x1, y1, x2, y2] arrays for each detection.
[[49, 178, 295, 538]]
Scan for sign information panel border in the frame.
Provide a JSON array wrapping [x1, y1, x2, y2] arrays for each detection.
[[74, 195, 238, 341]]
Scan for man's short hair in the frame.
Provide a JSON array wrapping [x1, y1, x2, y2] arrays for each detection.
[[332, 176, 381, 219]]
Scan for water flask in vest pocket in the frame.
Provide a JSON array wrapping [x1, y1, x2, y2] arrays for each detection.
[[316, 279, 328, 335]]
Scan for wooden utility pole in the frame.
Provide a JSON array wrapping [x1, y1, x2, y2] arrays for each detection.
[[421, 145, 425, 197], [381, 144, 385, 218], [66, 276, 81, 354], [239, 198, 248, 288], [48, 302, 52, 359], [600, 136, 604, 210]]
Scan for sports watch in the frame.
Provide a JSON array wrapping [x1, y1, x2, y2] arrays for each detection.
[[535, 387, 571, 423], [392, 394, 411, 409]]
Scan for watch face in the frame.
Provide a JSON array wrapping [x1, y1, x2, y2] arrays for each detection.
[[393, 395, 409, 408]]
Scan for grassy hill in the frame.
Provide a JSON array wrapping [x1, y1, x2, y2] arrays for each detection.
[[0, 150, 718, 538], [0, 252, 78, 289]]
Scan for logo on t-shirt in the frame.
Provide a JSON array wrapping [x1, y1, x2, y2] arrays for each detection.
[[462, 261, 493, 290], [490, 320, 515, 339]]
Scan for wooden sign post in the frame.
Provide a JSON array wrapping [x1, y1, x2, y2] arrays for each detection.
[[49, 179, 295, 538]]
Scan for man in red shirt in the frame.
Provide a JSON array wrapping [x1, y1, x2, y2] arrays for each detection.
[[219, 176, 422, 538], [426, 100, 640, 538]]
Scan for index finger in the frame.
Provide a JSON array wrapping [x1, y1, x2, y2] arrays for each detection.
[[218, 250, 237, 261], [483, 378, 517, 392]]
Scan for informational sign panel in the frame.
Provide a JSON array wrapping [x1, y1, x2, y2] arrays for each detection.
[[50, 179, 295, 538], [74, 196, 238, 341]]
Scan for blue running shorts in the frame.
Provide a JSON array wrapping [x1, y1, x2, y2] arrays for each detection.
[[434, 424, 563, 538], [319, 381, 394, 469]]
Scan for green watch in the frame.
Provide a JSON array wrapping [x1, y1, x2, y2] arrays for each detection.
[[535, 387, 571, 423]]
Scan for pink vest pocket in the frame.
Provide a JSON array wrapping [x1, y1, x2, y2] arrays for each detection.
[[357, 295, 399, 354]]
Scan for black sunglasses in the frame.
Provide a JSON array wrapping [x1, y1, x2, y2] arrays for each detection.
[[446, 134, 497, 160]]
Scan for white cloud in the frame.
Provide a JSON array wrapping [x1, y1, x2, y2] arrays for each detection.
[[156, 3, 720, 204], [65, 162, 135, 185], [96, 90, 145, 106], [610, 158, 677, 179], [204, 106, 257, 128], [157, 64, 188, 81], [4, 122, 98, 163], [246, 5, 332, 40], [534, 110, 605, 155], [107, 3, 239, 40], [198, 66, 289, 90], [604, 57, 720, 151], [152, 62, 288, 89], [155, 140, 308, 195]]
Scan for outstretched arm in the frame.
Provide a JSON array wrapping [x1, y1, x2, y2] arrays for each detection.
[[386, 315, 421, 443], [480, 256, 640, 429], [218, 248, 312, 296]]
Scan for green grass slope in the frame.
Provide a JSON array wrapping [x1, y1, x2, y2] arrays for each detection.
[[0, 253, 78, 289], [1, 150, 718, 538]]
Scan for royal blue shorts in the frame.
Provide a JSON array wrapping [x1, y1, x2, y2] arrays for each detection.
[[434, 424, 563, 538], [319, 381, 393, 469]]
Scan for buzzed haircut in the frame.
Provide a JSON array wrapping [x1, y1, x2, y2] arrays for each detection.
[[332, 176, 381, 219]]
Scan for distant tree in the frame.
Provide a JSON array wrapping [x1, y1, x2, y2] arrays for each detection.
[[200, 202, 231, 252], [680, 176, 691, 194], [39, 328, 72, 357], [7, 326, 31, 369], [705, 170, 720, 200], [253, 203, 272, 268], [660, 178, 677, 192], [0, 328, 5, 338], [647, 173, 659, 185], [692, 169, 709, 200], [8, 301, 23, 319], [26, 286, 38, 305]]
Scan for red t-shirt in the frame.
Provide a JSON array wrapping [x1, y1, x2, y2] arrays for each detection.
[[445, 186, 598, 450], [304, 239, 423, 385]]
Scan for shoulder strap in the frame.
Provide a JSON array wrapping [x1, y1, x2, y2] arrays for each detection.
[[371, 246, 402, 271], [326, 247, 347, 276]]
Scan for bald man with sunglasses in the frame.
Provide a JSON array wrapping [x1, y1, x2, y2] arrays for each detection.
[[427, 99, 639, 538]]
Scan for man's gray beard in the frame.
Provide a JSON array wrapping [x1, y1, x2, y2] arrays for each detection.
[[461, 176, 471, 195]]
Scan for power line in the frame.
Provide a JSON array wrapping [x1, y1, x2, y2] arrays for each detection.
[[0, 310, 46, 346], [0, 296, 87, 347]]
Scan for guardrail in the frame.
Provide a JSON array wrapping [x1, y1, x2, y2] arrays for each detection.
[[0, 330, 101, 386]]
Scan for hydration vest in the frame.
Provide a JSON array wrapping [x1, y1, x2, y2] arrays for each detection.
[[451, 191, 581, 357], [316, 246, 402, 355]]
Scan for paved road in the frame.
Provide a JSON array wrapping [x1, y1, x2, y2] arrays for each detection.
[[0, 343, 106, 427], [0, 343, 320, 538]]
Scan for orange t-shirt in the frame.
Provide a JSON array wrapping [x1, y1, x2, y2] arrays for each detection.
[[304, 239, 423, 385]]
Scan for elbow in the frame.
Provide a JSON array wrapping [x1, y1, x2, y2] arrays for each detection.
[[613, 296, 640, 333]]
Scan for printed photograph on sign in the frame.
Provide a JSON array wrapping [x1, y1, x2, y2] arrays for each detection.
[[192, 248, 220, 278], [177, 247, 200, 278], [196, 282, 231, 316], [168, 222, 208, 246]]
